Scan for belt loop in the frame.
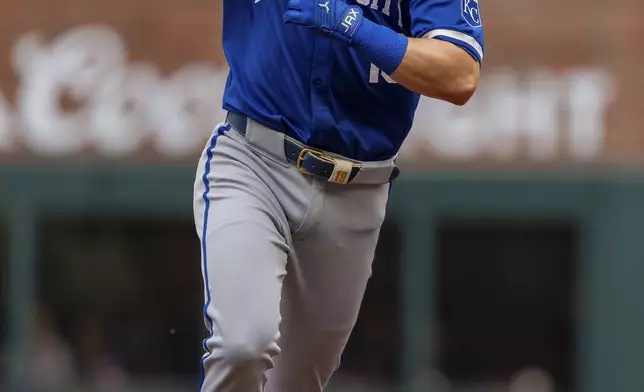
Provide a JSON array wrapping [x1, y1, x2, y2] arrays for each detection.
[[330, 159, 353, 184]]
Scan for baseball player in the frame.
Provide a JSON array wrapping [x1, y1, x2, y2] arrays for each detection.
[[193, 0, 484, 391]]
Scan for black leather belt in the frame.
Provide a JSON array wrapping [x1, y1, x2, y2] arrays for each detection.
[[226, 112, 400, 184]]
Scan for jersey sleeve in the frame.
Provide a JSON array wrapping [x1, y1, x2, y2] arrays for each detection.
[[409, 0, 484, 63]]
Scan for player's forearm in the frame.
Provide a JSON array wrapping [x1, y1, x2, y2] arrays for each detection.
[[353, 21, 480, 106], [282, 0, 483, 106], [390, 38, 480, 106]]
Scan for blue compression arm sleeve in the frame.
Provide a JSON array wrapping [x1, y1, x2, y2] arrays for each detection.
[[352, 19, 408, 75]]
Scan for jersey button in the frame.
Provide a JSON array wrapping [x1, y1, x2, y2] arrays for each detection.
[[313, 79, 325, 90]]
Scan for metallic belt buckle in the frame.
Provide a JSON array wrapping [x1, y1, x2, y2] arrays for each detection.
[[297, 147, 359, 185], [296, 148, 332, 176]]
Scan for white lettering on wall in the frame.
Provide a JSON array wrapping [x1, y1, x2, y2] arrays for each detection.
[[400, 67, 615, 162], [89, 62, 159, 156], [0, 88, 13, 152], [8, 24, 227, 158], [148, 63, 227, 157], [566, 69, 614, 160], [0, 24, 617, 162], [12, 26, 127, 156]]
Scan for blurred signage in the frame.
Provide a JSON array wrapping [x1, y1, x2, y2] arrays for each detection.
[[0, 0, 640, 166], [403, 68, 615, 163], [0, 25, 228, 158]]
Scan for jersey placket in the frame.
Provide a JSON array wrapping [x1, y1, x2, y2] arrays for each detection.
[[309, 36, 334, 147]]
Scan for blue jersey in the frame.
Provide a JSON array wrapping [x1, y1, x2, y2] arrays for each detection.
[[221, 0, 484, 161]]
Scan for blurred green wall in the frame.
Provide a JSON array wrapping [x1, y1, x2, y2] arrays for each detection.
[[2, 164, 644, 392]]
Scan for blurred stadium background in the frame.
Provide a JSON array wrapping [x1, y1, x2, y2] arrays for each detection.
[[0, 0, 643, 391]]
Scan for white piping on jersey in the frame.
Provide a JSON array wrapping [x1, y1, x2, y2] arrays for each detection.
[[423, 29, 484, 61]]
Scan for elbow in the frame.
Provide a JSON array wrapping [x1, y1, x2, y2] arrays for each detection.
[[447, 78, 477, 106], [445, 69, 479, 106]]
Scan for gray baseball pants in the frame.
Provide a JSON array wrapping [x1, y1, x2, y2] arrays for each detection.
[[193, 116, 395, 392]]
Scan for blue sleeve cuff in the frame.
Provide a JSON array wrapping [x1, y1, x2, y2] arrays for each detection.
[[353, 19, 409, 75]]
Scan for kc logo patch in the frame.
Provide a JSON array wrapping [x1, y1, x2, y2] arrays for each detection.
[[462, 0, 482, 28]]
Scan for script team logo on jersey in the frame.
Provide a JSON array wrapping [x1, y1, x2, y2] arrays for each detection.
[[462, 0, 482, 28]]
